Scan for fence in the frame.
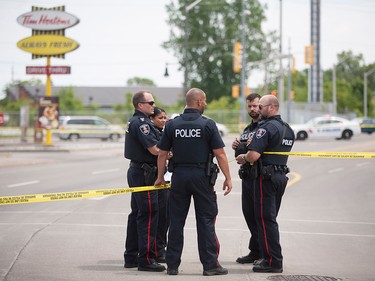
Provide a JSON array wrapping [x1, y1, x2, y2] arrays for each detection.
[[0, 106, 358, 144]]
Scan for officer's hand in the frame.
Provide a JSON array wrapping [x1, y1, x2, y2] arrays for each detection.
[[231, 138, 240, 150], [222, 179, 232, 196], [235, 154, 247, 165], [167, 151, 173, 160], [154, 177, 166, 187]]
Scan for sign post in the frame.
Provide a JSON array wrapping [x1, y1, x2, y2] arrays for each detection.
[[17, 7, 79, 145]]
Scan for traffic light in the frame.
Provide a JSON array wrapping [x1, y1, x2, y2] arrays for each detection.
[[232, 85, 239, 98], [304, 45, 314, 65], [291, 56, 296, 74], [245, 86, 250, 96], [290, 90, 295, 101], [233, 42, 242, 73]]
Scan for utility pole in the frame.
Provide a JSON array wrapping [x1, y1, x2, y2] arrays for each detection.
[[286, 38, 292, 123], [364, 68, 375, 118], [240, 0, 247, 123], [278, 0, 284, 113]]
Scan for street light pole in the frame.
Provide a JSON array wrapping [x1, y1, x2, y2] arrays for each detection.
[[332, 64, 337, 115], [364, 68, 375, 118], [184, 0, 204, 95], [332, 57, 351, 116]]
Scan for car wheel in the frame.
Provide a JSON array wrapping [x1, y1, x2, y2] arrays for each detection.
[[69, 134, 80, 141], [297, 131, 308, 140], [109, 134, 120, 141], [341, 130, 353, 140]]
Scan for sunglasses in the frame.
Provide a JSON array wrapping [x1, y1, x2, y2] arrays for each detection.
[[139, 101, 155, 106], [258, 104, 271, 110]]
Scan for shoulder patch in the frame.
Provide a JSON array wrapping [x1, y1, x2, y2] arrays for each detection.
[[255, 128, 267, 139], [139, 124, 150, 135]]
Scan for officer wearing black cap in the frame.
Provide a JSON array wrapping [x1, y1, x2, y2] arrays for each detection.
[[124, 90, 165, 272], [232, 93, 261, 264], [236, 94, 294, 273], [154, 88, 232, 276]]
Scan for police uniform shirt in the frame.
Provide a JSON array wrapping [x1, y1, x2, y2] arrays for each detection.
[[124, 110, 159, 164], [247, 115, 294, 166], [239, 122, 258, 143], [158, 109, 224, 159]]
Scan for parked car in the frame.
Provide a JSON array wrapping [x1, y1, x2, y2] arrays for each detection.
[[169, 113, 229, 136], [360, 118, 375, 134], [291, 116, 361, 140], [58, 116, 124, 141]]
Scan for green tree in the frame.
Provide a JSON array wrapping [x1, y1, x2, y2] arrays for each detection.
[[323, 51, 375, 116], [126, 77, 156, 86], [57, 87, 84, 111], [163, 0, 269, 102]]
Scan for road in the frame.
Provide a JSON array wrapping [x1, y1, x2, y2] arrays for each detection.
[[0, 134, 375, 281]]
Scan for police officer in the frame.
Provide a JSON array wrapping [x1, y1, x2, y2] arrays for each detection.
[[149, 107, 169, 263], [232, 93, 261, 264], [236, 94, 294, 273], [124, 91, 165, 272], [154, 88, 232, 276]]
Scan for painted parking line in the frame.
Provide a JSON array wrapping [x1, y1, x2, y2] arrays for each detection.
[[8, 180, 40, 188], [91, 168, 121, 175], [328, 167, 344, 174]]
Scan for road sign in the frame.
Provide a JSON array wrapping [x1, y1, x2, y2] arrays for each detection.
[[26, 66, 71, 75]]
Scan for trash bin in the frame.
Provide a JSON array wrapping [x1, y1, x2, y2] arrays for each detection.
[[34, 128, 43, 143]]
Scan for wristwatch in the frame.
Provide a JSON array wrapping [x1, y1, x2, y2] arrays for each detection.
[[242, 154, 247, 162]]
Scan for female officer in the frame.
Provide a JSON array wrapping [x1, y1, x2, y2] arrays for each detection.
[[149, 107, 169, 263]]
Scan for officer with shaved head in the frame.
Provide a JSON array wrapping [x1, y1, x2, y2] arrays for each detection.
[[236, 94, 295, 273], [155, 88, 232, 276]]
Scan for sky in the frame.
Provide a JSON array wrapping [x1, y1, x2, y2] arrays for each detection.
[[0, 0, 374, 100]]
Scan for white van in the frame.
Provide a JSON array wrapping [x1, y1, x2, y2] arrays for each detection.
[[58, 116, 124, 141]]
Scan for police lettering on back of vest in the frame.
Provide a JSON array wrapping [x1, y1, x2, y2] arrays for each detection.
[[169, 115, 209, 164], [175, 128, 202, 138]]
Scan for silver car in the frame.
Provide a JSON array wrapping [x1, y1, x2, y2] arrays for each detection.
[[58, 116, 124, 141]]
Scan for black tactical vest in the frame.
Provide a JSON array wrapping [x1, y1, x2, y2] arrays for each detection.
[[124, 115, 158, 164], [171, 115, 210, 164], [261, 118, 295, 166]]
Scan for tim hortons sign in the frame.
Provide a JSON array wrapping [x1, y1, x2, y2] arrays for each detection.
[[17, 10, 79, 30]]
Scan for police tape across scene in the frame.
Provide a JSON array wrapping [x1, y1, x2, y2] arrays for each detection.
[[0, 184, 170, 206], [264, 151, 375, 159], [1, 151, 374, 205]]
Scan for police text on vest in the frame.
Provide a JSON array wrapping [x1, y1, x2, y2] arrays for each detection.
[[175, 128, 201, 138]]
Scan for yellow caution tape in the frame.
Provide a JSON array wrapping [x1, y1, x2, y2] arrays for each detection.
[[264, 151, 375, 159], [0, 184, 170, 206]]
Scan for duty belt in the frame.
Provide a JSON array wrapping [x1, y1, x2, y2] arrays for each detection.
[[129, 161, 155, 169], [174, 163, 206, 169], [264, 164, 290, 173]]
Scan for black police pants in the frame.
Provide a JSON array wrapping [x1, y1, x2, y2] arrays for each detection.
[[124, 166, 159, 266], [166, 167, 220, 271], [157, 188, 170, 256], [254, 171, 288, 268], [241, 178, 260, 257]]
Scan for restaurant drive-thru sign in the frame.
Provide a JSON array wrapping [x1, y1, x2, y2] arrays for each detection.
[[17, 10, 79, 30], [17, 6, 79, 145], [17, 35, 79, 56], [26, 66, 71, 75]]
